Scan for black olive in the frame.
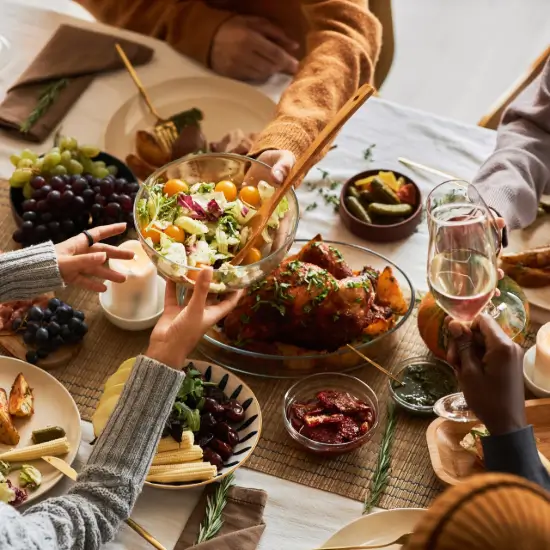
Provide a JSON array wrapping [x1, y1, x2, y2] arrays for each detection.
[[203, 448, 224, 471], [197, 433, 214, 449], [224, 399, 245, 423], [209, 438, 233, 461], [214, 422, 240, 447], [204, 386, 227, 403], [203, 397, 225, 416], [200, 413, 217, 432]]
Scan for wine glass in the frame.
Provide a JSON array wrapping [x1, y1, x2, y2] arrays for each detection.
[[426, 180, 524, 421]]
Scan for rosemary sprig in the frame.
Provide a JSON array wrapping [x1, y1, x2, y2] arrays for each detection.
[[20, 78, 69, 133], [196, 473, 235, 544], [363, 403, 398, 513], [363, 143, 376, 162]]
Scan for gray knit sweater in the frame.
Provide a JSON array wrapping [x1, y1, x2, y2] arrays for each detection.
[[0, 242, 184, 549], [474, 56, 550, 230]]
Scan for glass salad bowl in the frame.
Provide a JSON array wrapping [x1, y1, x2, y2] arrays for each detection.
[[134, 153, 299, 293], [197, 240, 416, 378]]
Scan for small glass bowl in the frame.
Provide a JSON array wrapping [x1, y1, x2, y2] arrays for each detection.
[[388, 356, 458, 415], [282, 373, 379, 455]]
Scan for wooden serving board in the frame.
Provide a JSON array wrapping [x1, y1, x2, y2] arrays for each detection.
[[427, 398, 550, 485]]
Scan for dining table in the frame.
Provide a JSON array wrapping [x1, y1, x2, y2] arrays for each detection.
[[0, 2, 538, 549]]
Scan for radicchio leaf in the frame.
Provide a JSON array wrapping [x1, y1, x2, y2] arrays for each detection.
[[206, 199, 223, 221], [178, 195, 207, 220]]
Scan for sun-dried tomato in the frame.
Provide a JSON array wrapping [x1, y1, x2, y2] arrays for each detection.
[[317, 390, 370, 414], [338, 417, 360, 440], [359, 421, 371, 435], [291, 400, 323, 422], [355, 408, 374, 425], [303, 413, 345, 428], [301, 425, 344, 444]]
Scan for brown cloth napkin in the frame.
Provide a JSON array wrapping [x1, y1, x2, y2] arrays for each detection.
[[176, 485, 267, 550], [0, 24, 154, 142]]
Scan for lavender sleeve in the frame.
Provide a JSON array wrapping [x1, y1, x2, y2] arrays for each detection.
[[473, 57, 550, 230]]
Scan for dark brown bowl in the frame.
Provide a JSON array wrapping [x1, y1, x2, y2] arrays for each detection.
[[339, 169, 423, 243]]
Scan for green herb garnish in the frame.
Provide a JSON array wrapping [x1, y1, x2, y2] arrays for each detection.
[[20, 78, 69, 133], [363, 143, 376, 163], [196, 473, 235, 544]]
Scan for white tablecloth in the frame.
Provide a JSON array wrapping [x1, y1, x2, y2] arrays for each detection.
[[0, 3, 517, 549]]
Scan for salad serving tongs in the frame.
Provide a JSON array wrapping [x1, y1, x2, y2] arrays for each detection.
[[231, 82, 376, 266]]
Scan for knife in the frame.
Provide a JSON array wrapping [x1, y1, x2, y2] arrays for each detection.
[[42, 456, 167, 550]]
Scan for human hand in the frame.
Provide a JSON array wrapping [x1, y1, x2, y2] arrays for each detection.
[[446, 313, 526, 435], [255, 149, 296, 185], [210, 16, 299, 81], [146, 269, 243, 369], [55, 223, 134, 293]]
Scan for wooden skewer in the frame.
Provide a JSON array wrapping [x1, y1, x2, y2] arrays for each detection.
[[231, 83, 376, 266], [345, 344, 404, 386], [398, 157, 459, 181]]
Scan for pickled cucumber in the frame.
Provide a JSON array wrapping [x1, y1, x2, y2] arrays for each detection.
[[359, 190, 375, 206], [347, 185, 361, 200], [32, 426, 66, 444], [371, 178, 400, 205], [345, 196, 372, 223], [368, 202, 413, 218]]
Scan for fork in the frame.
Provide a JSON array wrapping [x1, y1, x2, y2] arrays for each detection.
[[115, 43, 178, 153], [314, 532, 412, 550]]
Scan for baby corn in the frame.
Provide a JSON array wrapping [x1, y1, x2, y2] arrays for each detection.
[[0, 437, 70, 462], [156, 432, 193, 454], [152, 445, 202, 466], [147, 462, 217, 483]]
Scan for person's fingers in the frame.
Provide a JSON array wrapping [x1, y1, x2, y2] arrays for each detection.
[[271, 151, 296, 184], [448, 321, 476, 374], [83, 265, 128, 284], [85, 223, 128, 246], [72, 274, 108, 293], [476, 312, 508, 347], [446, 339, 458, 369], [241, 55, 277, 81], [244, 16, 299, 51], [61, 252, 108, 272], [495, 217, 506, 230], [497, 268, 504, 280], [90, 243, 135, 260], [207, 289, 244, 321], [250, 32, 298, 74], [185, 268, 213, 316], [163, 280, 179, 309]]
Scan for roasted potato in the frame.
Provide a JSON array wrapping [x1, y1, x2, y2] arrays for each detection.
[[171, 125, 207, 160], [501, 262, 550, 288], [501, 246, 550, 269], [9, 373, 34, 418], [126, 153, 157, 182], [135, 130, 170, 168], [364, 316, 395, 336], [376, 266, 408, 315], [0, 389, 19, 445]]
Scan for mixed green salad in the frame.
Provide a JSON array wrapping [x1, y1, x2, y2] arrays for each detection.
[[136, 178, 289, 286]]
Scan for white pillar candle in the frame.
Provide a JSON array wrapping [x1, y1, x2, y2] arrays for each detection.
[[107, 240, 158, 320], [533, 323, 550, 390]]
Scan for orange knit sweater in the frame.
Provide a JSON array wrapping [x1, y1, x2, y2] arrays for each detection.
[[77, 0, 382, 159]]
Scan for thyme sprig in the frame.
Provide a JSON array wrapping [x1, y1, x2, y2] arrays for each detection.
[[196, 473, 235, 544], [363, 403, 398, 513], [20, 78, 69, 133]]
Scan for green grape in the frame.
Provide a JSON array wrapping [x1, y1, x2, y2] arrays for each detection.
[[34, 158, 44, 172], [93, 160, 106, 169], [81, 157, 94, 174], [20, 149, 38, 161], [79, 145, 101, 158], [60, 150, 72, 165], [50, 146, 61, 155], [43, 151, 62, 169], [23, 182, 33, 199], [51, 165, 68, 176], [68, 159, 84, 175], [10, 154, 21, 167], [60, 137, 78, 151], [17, 158, 33, 169], [10, 168, 33, 187], [107, 165, 118, 176], [93, 167, 110, 179]]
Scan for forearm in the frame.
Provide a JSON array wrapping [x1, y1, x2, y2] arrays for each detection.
[[0, 357, 183, 550], [482, 426, 550, 491], [76, 0, 232, 66], [473, 59, 550, 230], [0, 242, 63, 301], [250, 0, 381, 164]]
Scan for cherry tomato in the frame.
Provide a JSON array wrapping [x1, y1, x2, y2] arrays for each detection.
[[239, 185, 261, 207], [187, 262, 208, 281], [141, 224, 162, 244], [164, 224, 185, 243], [163, 178, 189, 197], [215, 180, 237, 201], [242, 247, 262, 265]]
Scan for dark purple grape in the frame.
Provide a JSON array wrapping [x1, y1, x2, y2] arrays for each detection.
[[100, 179, 114, 197], [37, 349, 50, 359], [57, 306, 73, 324], [41, 185, 52, 195], [105, 202, 121, 218], [209, 439, 232, 461], [40, 212, 53, 224], [22, 211, 37, 222], [200, 413, 217, 432], [32, 189, 44, 201], [51, 335, 64, 349], [36, 200, 49, 213], [93, 186, 101, 195], [61, 174, 71, 184], [130, 192, 137, 201], [109, 193, 120, 204], [25, 350, 38, 364], [48, 298, 61, 311], [73, 196, 85, 211], [68, 317, 85, 336], [90, 203, 103, 219], [84, 174, 94, 184], [103, 217, 116, 225], [47, 221, 60, 235], [124, 182, 139, 194], [28, 305, 43, 322], [26, 321, 39, 334], [12, 229, 24, 244], [61, 190, 74, 207], [47, 321, 61, 337], [73, 310, 85, 321], [47, 190, 61, 205], [11, 317, 22, 332], [119, 194, 132, 212], [22, 199, 37, 212], [214, 422, 239, 447], [82, 188, 95, 204], [21, 221, 34, 234], [125, 213, 134, 226], [197, 433, 214, 448], [23, 331, 35, 345], [61, 219, 75, 234], [35, 327, 49, 345], [202, 448, 224, 471], [224, 400, 245, 423], [94, 194, 106, 206], [42, 308, 52, 321], [114, 178, 126, 193], [50, 176, 64, 191], [30, 175, 46, 190], [69, 175, 81, 185], [72, 177, 88, 195], [64, 184, 73, 193], [60, 324, 71, 341], [34, 225, 49, 242], [91, 177, 101, 188]]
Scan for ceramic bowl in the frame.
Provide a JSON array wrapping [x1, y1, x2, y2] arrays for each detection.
[[523, 345, 550, 398], [339, 169, 423, 242], [99, 276, 165, 331]]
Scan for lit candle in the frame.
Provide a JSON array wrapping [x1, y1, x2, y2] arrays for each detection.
[[533, 323, 550, 390], [107, 240, 158, 320]]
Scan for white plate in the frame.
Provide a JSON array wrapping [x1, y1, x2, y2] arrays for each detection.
[[0, 356, 81, 505], [507, 212, 550, 311], [321, 509, 426, 549], [104, 76, 276, 160]]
